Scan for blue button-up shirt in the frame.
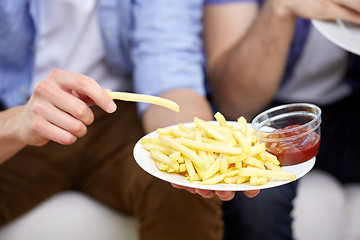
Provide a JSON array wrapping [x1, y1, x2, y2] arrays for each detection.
[[0, 0, 206, 113]]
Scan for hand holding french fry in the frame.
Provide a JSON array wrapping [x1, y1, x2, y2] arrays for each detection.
[[15, 69, 117, 148]]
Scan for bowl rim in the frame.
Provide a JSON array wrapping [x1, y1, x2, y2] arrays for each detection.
[[251, 103, 322, 139]]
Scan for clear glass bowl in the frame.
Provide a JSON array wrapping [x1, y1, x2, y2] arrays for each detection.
[[251, 103, 322, 166]]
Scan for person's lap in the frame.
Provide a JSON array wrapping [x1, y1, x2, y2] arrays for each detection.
[[0, 101, 223, 240]]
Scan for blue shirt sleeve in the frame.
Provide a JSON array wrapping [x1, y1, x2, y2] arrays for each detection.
[[131, 0, 206, 114], [0, 0, 36, 108], [205, 0, 256, 4]]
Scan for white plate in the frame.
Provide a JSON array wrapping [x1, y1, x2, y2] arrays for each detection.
[[312, 19, 360, 55], [133, 121, 316, 191]]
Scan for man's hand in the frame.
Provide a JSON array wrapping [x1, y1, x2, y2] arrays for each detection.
[[14, 69, 117, 147], [171, 183, 259, 201], [278, 0, 360, 24]]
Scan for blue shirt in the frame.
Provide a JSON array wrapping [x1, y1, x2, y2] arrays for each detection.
[[0, 0, 206, 113]]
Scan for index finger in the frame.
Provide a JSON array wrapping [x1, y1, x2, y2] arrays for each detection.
[[52, 69, 117, 113]]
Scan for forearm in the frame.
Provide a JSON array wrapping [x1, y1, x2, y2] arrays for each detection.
[[142, 89, 213, 133], [0, 106, 27, 164], [208, 0, 297, 120]]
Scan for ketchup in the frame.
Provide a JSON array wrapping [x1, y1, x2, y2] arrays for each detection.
[[265, 125, 320, 166]]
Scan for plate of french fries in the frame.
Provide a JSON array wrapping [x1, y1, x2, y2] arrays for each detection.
[[133, 112, 315, 191]]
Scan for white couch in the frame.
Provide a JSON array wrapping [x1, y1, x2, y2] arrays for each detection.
[[292, 170, 360, 240], [0, 192, 139, 240], [0, 170, 359, 240]]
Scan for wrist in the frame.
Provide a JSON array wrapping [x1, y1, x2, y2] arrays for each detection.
[[267, 0, 297, 22], [0, 106, 27, 163], [1, 106, 27, 146]]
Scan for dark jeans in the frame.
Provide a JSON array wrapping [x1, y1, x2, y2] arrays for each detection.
[[223, 182, 297, 240]]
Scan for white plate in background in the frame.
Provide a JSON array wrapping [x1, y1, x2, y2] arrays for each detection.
[[312, 19, 360, 55]]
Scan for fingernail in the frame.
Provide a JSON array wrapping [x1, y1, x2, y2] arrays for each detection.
[[108, 101, 117, 113]]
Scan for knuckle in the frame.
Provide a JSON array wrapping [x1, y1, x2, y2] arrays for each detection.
[[73, 104, 93, 125], [32, 81, 49, 98], [31, 101, 45, 116], [76, 75, 91, 89], [27, 123, 50, 146], [61, 133, 77, 145], [29, 117, 44, 135], [86, 112, 95, 125], [49, 68, 62, 80], [74, 104, 88, 119], [71, 120, 87, 137]]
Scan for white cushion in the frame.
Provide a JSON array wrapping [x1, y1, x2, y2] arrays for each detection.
[[1, 172, 359, 240], [292, 169, 360, 240], [0, 191, 139, 240], [344, 183, 360, 240]]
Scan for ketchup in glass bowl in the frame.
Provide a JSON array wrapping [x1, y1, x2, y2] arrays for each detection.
[[251, 103, 322, 166]]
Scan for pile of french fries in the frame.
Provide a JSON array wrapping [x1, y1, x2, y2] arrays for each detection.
[[141, 112, 296, 186]]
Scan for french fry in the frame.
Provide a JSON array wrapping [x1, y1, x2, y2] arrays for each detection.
[[109, 91, 180, 112], [224, 176, 239, 184], [233, 131, 251, 154], [185, 157, 199, 181], [219, 137, 237, 174], [228, 155, 244, 164], [214, 112, 228, 127], [179, 163, 187, 172], [264, 161, 281, 171], [150, 150, 179, 171], [159, 135, 203, 168], [178, 123, 194, 135], [249, 176, 269, 186], [169, 152, 181, 162], [155, 161, 169, 171], [237, 116, 247, 135], [194, 128, 211, 171], [239, 167, 296, 181], [201, 173, 226, 185], [180, 138, 243, 155], [142, 143, 174, 155], [249, 143, 266, 156], [259, 151, 280, 166], [194, 117, 229, 143], [203, 155, 222, 180], [237, 176, 250, 184], [141, 137, 161, 145], [170, 128, 194, 139], [243, 157, 266, 170], [220, 154, 230, 174]]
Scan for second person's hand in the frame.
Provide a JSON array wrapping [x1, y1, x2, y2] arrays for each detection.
[[277, 0, 360, 24], [171, 183, 260, 201]]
